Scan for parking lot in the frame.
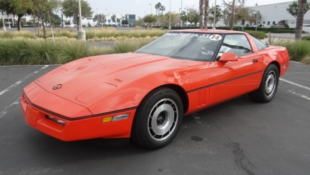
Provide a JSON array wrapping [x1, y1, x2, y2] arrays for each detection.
[[0, 61, 309, 175]]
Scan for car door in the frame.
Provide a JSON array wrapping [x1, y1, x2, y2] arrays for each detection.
[[208, 34, 265, 106]]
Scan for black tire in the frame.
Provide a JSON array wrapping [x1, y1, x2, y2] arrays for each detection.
[[131, 87, 183, 149], [249, 64, 279, 103]]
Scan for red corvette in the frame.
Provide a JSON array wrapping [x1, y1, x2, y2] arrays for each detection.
[[21, 30, 289, 149]]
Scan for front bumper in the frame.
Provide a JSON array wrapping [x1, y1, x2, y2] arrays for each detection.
[[21, 92, 136, 141]]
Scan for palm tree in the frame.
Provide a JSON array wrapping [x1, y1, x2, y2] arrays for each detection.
[[199, 0, 203, 29], [295, 0, 307, 40], [155, 2, 162, 26], [204, 0, 209, 29], [160, 5, 166, 15], [159, 5, 166, 26], [155, 2, 162, 16]]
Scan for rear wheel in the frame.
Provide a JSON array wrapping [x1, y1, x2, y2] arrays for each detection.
[[131, 88, 183, 149], [249, 64, 279, 103]]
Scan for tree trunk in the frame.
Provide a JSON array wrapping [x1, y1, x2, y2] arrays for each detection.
[[204, 0, 209, 29], [37, 17, 40, 37], [76, 15, 79, 31], [2, 17, 5, 29], [17, 15, 23, 31], [230, 0, 236, 30], [295, 0, 306, 40], [33, 15, 37, 38], [41, 17, 46, 39], [199, 0, 204, 29]]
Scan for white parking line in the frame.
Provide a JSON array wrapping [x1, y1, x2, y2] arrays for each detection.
[[289, 61, 303, 65], [0, 64, 61, 68], [280, 78, 310, 91], [0, 98, 21, 118], [288, 90, 310, 101], [0, 65, 49, 96]]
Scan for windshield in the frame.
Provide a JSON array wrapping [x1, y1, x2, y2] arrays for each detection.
[[136, 32, 223, 61]]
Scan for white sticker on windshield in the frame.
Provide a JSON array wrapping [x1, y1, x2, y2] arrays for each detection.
[[209, 34, 222, 41], [207, 51, 214, 55], [165, 33, 211, 39]]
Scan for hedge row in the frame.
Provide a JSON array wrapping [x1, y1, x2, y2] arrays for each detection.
[[244, 31, 267, 39], [302, 36, 310, 41], [276, 41, 310, 61]]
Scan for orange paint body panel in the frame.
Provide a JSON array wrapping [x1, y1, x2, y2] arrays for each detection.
[[21, 30, 290, 142]]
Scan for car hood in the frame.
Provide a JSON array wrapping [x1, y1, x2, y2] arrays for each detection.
[[36, 53, 200, 106]]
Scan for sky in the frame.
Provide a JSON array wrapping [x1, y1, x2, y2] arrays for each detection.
[[86, 0, 293, 18]]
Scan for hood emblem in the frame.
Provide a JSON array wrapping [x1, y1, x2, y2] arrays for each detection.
[[53, 84, 62, 90]]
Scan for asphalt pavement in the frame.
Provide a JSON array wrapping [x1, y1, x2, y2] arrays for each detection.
[[0, 61, 310, 175]]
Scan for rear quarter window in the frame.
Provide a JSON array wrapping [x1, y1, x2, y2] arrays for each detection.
[[251, 36, 268, 51]]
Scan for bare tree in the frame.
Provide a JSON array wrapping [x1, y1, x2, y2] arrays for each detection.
[[295, 0, 307, 40], [229, 0, 236, 30]]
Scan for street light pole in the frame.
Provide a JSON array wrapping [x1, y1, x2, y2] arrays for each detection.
[[150, 4, 152, 15], [78, 0, 86, 40], [180, 0, 183, 27], [169, 0, 171, 29]]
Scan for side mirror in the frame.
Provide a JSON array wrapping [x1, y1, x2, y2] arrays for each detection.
[[219, 52, 238, 62]]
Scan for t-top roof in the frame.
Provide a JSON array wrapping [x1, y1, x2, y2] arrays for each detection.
[[170, 29, 246, 34]]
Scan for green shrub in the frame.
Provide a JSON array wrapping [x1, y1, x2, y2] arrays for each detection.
[[0, 31, 35, 39], [0, 39, 60, 65], [86, 31, 96, 39], [87, 47, 114, 57], [302, 36, 310, 41], [0, 29, 166, 41], [113, 40, 151, 53], [54, 30, 77, 38], [245, 31, 267, 39], [276, 41, 310, 61], [0, 39, 153, 65]]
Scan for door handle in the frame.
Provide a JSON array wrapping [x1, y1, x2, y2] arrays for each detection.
[[252, 58, 258, 63]]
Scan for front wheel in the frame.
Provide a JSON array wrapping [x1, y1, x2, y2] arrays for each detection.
[[131, 88, 183, 149], [249, 64, 279, 103]]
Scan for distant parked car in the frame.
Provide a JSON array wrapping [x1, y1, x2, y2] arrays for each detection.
[[271, 24, 286, 28]]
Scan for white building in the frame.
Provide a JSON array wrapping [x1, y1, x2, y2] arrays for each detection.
[[212, 1, 310, 31], [75, 13, 123, 27], [0, 13, 19, 27], [103, 13, 123, 26], [250, 1, 310, 28], [0, 13, 40, 28]]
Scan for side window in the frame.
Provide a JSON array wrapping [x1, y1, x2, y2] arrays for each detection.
[[218, 34, 252, 57], [251, 36, 267, 51]]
